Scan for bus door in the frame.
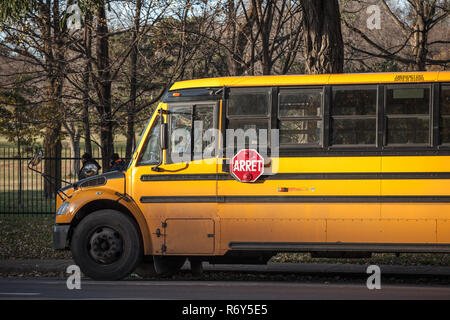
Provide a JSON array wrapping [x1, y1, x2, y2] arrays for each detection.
[[131, 102, 219, 255]]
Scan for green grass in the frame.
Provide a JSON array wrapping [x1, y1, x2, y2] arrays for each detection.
[[0, 215, 71, 260]]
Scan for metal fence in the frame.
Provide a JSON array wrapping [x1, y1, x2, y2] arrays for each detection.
[[0, 146, 126, 215]]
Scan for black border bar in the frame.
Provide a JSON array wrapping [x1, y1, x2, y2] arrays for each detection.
[[140, 195, 450, 204], [141, 172, 450, 181], [228, 241, 450, 253]]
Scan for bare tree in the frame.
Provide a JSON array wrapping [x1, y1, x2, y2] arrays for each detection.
[[300, 0, 344, 74], [343, 0, 450, 71], [0, 0, 69, 196]]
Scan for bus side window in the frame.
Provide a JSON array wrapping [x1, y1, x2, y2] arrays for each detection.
[[278, 88, 323, 146], [168, 106, 192, 164], [385, 85, 431, 145], [167, 104, 215, 164], [440, 86, 450, 144], [226, 88, 271, 152], [193, 105, 215, 160], [331, 86, 377, 146]]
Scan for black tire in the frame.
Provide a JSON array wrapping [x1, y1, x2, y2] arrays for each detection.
[[71, 209, 142, 280], [153, 256, 186, 275]]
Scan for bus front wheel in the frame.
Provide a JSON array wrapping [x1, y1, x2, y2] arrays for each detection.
[[71, 209, 142, 281]]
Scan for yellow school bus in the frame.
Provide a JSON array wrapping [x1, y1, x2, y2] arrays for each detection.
[[53, 71, 450, 280]]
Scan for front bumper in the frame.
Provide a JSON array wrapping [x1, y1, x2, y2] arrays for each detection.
[[53, 224, 70, 250]]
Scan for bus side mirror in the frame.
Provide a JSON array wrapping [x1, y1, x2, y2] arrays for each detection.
[[152, 112, 168, 172], [29, 150, 42, 167]]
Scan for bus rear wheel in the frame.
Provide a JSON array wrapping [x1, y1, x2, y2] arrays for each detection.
[[71, 209, 142, 281], [153, 256, 186, 275]]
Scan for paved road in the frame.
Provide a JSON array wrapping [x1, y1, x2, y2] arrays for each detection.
[[0, 278, 449, 300]]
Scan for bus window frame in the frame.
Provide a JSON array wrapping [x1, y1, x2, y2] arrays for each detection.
[[277, 86, 325, 149], [383, 83, 433, 148], [437, 83, 450, 147], [217, 82, 448, 160], [226, 87, 272, 119], [166, 101, 219, 165], [328, 84, 379, 148], [224, 87, 273, 154]]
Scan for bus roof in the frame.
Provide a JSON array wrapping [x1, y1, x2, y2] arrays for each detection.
[[169, 71, 450, 91]]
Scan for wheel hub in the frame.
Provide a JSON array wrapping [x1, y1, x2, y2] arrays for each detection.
[[89, 227, 123, 264]]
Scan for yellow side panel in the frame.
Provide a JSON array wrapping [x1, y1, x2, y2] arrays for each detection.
[[142, 203, 218, 219], [141, 204, 219, 255], [381, 204, 450, 220], [381, 180, 450, 196], [382, 156, 450, 172], [146, 217, 164, 255], [218, 203, 379, 252], [219, 180, 380, 196], [220, 218, 326, 249], [379, 220, 436, 243], [438, 72, 450, 82], [437, 220, 450, 243], [326, 220, 382, 243], [136, 181, 215, 197], [275, 156, 381, 173], [165, 218, 215, 254], [327, 219, 437, 243], [218, 203, 379, 221]]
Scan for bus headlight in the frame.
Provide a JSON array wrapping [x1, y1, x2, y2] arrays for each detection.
[[56, 202, 70, 216]]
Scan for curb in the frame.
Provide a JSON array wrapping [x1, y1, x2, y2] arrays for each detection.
[[1, 259, 450, 278], [0, 260, 74, 274]]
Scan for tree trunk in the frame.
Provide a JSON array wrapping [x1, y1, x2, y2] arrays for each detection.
[[65, 122, 81, 178], [82, 95, 92, 156], [300, 0, 344, 74], [82, 12, 93, 155], [16, 114, 22, 207], [225, 0, 256, 76], [410, 16, 428, 71], [126, 0, 142, 160], [253, 0, 274, 75], [43, 124, 62, 198], [125, 113, 135, 161], [95, 1, 113, 171], [40, 0, 64, 198], [70, 131, 81, 178]]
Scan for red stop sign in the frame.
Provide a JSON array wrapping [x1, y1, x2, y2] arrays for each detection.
[[230, 149, 264, 183]]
